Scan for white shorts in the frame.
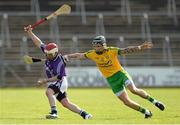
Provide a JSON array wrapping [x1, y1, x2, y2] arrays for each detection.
[[47, 76, 68, 93]]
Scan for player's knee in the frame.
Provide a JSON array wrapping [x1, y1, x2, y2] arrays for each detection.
[[45, 89, 53, 96], [130, 88, 138, 94], [130, 87, 140, 95], [122, 99, 132, 106], [61, 99, 70, 108]]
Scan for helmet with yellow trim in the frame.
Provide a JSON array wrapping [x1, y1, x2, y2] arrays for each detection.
[[44, 42, 58, 60]]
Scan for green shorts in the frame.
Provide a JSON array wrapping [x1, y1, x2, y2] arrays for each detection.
[[106, 70, 133, 96]]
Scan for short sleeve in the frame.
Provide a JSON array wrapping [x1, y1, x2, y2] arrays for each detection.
[[84, 50, 94, 59], [40, 43, 46, 53], [108, 47, 121, 55], [117, 48, 121, 55]]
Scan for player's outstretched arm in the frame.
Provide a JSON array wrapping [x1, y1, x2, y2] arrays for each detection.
[[24, 55, 69, 64], [23, 55, 45, 64], [64, 53, 86, 61], [121, 41, 153, 55], [24, 25, 43, 48]]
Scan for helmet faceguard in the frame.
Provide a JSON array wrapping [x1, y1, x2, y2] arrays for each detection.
[[44, 43, 58, 60], [92, 35, 106, 45], [92, 35, 107, 54]]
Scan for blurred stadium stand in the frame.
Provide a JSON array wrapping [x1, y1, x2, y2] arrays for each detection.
[[0, 0, 180, 86]]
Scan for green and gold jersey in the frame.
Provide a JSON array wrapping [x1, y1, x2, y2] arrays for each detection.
[[84, 47, 124, 78]]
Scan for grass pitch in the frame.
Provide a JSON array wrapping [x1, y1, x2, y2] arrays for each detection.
[[0, 88, 180, 124]]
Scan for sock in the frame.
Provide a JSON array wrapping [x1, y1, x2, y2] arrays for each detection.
[[138, 106, 149, 114], [51, 106, 57, 114], [80, 110, 87, 119], [147, 95, 158, 104], [145, 109, 151, 115]]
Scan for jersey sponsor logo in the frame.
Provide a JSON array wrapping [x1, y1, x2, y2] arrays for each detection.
[[105, 55, 110, 59], [97, 60, 113, 67]]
